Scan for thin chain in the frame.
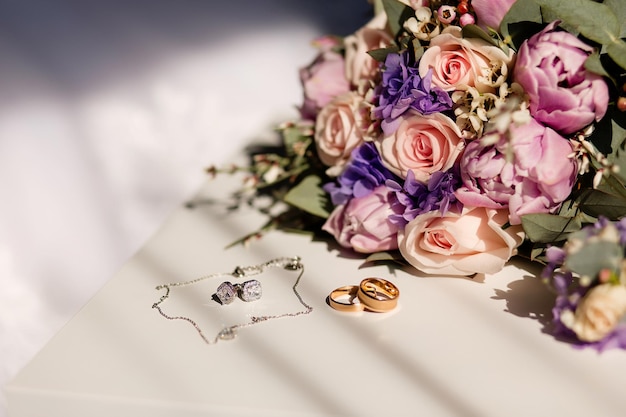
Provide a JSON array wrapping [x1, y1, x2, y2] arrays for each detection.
[[151, 256, 312, 344]]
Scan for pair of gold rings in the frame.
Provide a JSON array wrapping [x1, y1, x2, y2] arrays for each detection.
[[328, 278, 399, 313]]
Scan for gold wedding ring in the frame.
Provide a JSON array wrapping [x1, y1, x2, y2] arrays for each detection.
[[328, 285, 365, 312], [328, 278, 399, 313], [357, 278, 399, 313]]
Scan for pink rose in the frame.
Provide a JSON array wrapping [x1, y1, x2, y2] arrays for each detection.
[[456, 118, 577, 225], [344, 14, 393, 87], [315, 92, 367, 175], [418, 26, 513, 93], [299, 50, 350, 120], [322, 186, 400, 253], [398, 207, 524, 276], [513, 21, 609, 135], [472, 0, 516, 31], [376, 110, 464, 182]]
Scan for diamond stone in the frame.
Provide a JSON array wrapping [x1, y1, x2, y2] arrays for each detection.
[[239, 280, 262, 302], [218, 328, 237, 340], [216, 281, 236, 304]]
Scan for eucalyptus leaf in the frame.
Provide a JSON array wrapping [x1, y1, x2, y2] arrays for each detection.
[[364, 251, 404, 264], [462, 24, 500, 47], [605, 0, 626, 38], [500, 0, 542, 47], [282, 127, 304, 156], [596, 170, 626, 200], [564, 240, 623, 279], [607, 40, 626, 72], [535, 0, 619, 45], [368, 45, 399, 62], [578, 189, 626, 220], [584, 53, 609, 78], [608, 137, 626, 186], [521, 214, 581, 243], [381, 0, 414, 37], [283, 175, 330, 218]]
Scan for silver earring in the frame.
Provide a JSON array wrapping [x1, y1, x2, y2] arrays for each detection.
[[215, 279, 262, 304]]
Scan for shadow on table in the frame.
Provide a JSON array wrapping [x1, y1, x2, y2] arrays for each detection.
[[491, 269, 560, 338]]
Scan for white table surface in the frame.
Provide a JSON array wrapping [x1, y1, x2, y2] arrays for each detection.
[[6, 173, 626, 417], [0, 1, 370, 415]]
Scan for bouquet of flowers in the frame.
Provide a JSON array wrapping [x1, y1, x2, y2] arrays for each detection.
[[208, 0, 626, 350]]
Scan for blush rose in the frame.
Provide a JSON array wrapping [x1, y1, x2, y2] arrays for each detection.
[[344, 13, 393, 87], [398, 207, 524, 276], [322, 185, 400, 253], [418, 26, 513, 93], [562, 284, 626, 342], [456, 118, 577, 225], [376, 110, 464, 183], [315, 91, 367, 176], [513, 21, 609, 135]]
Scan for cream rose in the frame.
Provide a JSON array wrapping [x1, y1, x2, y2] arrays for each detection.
[[398, 207, 524, 276], [376, 110, 464, 182], [344, 13, 393, 87], [314, 91, 367, 175], [418, 26, 513, 93], [563, 284, 626, 342]]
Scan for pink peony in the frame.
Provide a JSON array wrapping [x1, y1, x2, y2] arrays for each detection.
[[314, 91, 368, 176], [398, 206, 524, 276], [299, 50, 350, 120], [513, 21, 609, 135], [472, 0, 516, 31], [322, 186, 400, 253], [455, 118, 578, 225], [376, 110, 464, 182], [418, 26, 513, 93]]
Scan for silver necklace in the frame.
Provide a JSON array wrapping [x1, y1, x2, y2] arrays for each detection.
[[151, 256, 312, 344]]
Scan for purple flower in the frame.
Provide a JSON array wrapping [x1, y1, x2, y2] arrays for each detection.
[[323, 142, 397, 206], [373, 52, 452, 135], [386, 166, 463, 227]]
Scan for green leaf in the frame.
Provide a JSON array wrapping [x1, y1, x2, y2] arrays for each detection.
[[610, 137, 626, 185], [381, 0, 414, 37], [607, 40, 626, 71], [283, 175, 330, 218], [521, 214, 582, 243], [535, 0, 620, 45], [364, 251, 404, 264], [605, 0, 626, 38], [584, 53, 610, 78], [368, 45, 400, 62], [500, 0, 542, 47], [462, 24, 500, 48], [564, 240, 623, 278], [578, 189, 626, 220]]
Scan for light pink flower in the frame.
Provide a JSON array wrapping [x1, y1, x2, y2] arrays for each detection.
[[398, 207, 524, 276], [418, 26, 513, 93], [376, 110, 464, 182], [562, 284, 626, 342], [322, 186, 400, 253], [344, 13, 393, 87], [472, 0, 516, 31], [299, 50, 350, 120], [513, 21, 609, 135], [456, 118, 577, 225], [314, 92, 367, 175]]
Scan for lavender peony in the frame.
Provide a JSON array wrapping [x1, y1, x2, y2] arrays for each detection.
[[456, 118, 577, 225], [513, 21, 609, 136]]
